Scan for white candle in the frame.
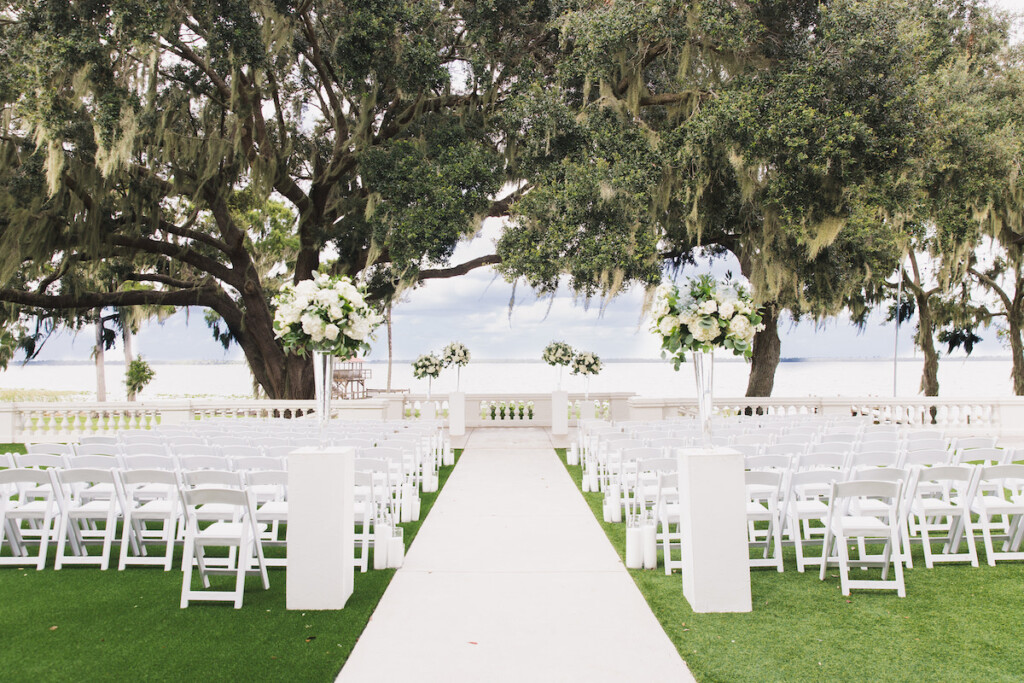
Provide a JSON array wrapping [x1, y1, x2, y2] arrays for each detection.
[[609, 484, 622, 523], [626, 523, 643, 569], [400, 483, 414, 522], [411, 497, 421, 521], [387, 531, 405, 569], [373, 522, 390, 570], [603, 498, 612, 523], [568, 442, 580, 466], [642, 519, 658, 570], [582, 464, 592, 492]]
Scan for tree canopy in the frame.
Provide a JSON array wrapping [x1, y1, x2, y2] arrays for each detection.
[[0, 0, 1020, 398]]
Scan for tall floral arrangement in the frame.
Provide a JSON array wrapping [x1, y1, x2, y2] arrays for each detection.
[[570, 351, 602, 376], [272, 271, 382, 357], [542, 341, 575, 367], [543, 340, 575, 391], [650, 275, 764, 369], [412, 353, 443, 380], [441, 342, 470, 392]]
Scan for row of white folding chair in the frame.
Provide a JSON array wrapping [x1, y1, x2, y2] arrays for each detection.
[[12, 451, 287, 477], [0, 465, 288, 575]]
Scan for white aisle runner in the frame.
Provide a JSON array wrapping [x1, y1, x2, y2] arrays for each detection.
[[337, 428, 694, 682]]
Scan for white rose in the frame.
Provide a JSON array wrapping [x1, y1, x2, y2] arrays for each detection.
[[293, 279, 318, 299], [347, 318, 372, 341], [301, 313, 325, 341], [324, 323, 340, 341], [718, 301, 735, 319], [316, 288, 340, 306], [699, 299, 717, 315], [729, 315, 754, 342], [658, 316, 679, 336]]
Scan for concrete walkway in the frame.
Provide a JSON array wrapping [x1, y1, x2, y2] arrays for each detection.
[[337, 428, 695, 682]]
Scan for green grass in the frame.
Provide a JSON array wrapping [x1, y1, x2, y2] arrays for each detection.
[[555, 449, 1024, 682], [1, 450, 461, 682]]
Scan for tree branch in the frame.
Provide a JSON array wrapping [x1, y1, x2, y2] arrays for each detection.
[[109, 235, 238, 288], [0, 285, 221, 311], [968, 266, 1013, 311], [121, 273, 203, 290], [418, 254, 502, 281], [158, 219, 230, 254]]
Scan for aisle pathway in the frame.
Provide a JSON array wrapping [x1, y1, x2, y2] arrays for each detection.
[[337, 428, 694, 682]]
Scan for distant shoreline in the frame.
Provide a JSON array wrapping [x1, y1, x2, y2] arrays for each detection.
[[12, 356, 1014, 366]]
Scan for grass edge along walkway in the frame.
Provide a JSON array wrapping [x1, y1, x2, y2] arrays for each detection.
[[555, 448, 1024, 683], [0, 448, 462, 683]]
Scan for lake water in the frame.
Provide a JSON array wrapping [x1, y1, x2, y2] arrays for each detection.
[[0, 357, 1015, 400]]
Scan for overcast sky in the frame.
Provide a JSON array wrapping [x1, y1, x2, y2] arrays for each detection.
[[19, 0, 1024, 364]]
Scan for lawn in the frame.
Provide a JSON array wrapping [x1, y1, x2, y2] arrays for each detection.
[[0, 449, 461, 682], [556, 449, 1024, 683]]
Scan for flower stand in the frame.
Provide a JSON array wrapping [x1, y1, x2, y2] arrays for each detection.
[[551, 390, 569, 436], [287, 446, 355, 609], [676, 447, 751, 612], [449, 391, 465, 436]]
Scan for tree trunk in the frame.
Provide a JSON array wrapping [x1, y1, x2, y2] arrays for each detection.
[[914, 293, 939, 397], [745, 304, 781, 397], [1010, 315, 1024, 396], [386, 304, 393, 392], [123, 326, 136, 401], [94, 322, 107, 402]]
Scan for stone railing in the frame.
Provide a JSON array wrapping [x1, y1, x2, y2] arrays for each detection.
[[626, 396, 1024, 441], [3, 393, 1021, 443], [0, 399, 392, 443], [400, 392, 635, 428]]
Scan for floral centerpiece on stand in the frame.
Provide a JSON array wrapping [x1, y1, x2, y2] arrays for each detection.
[[570, 350, 602, 404], [412, 352, 443, 399], [272, 271, 383, 428], [650, 274, 764, 443], [441, 342, 471, 392], [542, 341, 575, 391]]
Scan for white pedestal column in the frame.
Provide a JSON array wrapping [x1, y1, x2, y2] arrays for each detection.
[[422, 400, 437, 420], [449, 391, 465, 436], [287, 447, 355, 610], [551, 390, 569, 436], [676, 447, 752, 613]]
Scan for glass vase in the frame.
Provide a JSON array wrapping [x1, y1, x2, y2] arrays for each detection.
[[693, 349, 714, 447], [312, 350, 334, 439]]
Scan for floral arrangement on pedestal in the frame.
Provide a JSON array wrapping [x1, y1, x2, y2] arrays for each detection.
[[570, 350, 602, 401], [650, 274, 764, 443], [412, 352, 443, 399], [272, 271, 382, 357], [543, 341, 575, 390], [650, 274, 763, 367], [442, 341, 471, 391], [272, 271, 383, 429]]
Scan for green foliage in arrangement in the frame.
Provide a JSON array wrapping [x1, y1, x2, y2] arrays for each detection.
[[124, 357, 155, 400], [556, 448, 1024, 682], [0, 449, 461, 681]]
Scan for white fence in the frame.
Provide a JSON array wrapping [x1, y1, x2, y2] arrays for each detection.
[[2, 393, 1023, 443]]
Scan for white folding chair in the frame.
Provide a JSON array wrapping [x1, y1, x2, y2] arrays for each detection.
[[117, 468, 182, 571], [53, 468, 121, 570], [654, 472, 682, 575], [245, 470, 288, 568], [908, 465, 979, 568], [179, 487, 269, 608], [0, 468, 61, 569], [969, 464, 1024, 565], [785, 469, 845, 572], [745, 470, 784, 572], [819, 479, 905, 597]]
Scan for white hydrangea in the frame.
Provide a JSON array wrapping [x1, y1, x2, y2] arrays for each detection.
[[718, 300, 735, 319], [729, 315, 755, 342], [658, 315, 680, 336], [699, 299, 718, 315]]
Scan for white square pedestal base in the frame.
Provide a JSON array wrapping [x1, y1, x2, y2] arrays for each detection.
[[287, 447, 355, 610], [551, 391, 569, 435], [677, 447, 752, 613], [449, 391, 465, 436]]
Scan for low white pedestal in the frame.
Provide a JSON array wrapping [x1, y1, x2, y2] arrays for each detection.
[[287, 447, 355, 610], [422, 400, 437, 420], [449, 391, 465, 436], [582, 399, 598, 421], [551, 390, 568, 436], [677, 447, 752, 613]]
